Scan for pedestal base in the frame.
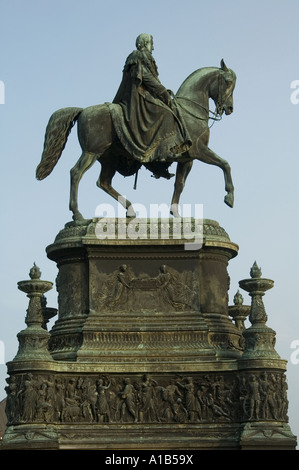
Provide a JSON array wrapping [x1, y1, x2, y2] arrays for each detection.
[[2, 219, 296, 450]]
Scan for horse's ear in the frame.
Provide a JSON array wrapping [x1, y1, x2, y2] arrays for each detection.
[[220, 59, 234, 83], [220, 59, 228, 72]]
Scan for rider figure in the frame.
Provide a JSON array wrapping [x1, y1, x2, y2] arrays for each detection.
[[114, 33, 173, 112], [112, 34, 191, 179]]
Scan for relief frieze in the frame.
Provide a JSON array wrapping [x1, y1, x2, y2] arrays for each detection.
[[90, 264, 199, 313], [4, 371, 289, 427]]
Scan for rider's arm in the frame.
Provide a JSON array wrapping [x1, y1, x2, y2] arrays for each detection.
[[141, 66, 172, 106]]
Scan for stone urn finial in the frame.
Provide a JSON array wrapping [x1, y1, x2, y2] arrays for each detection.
[[14, 265, 54, 362], [233, 289, 244, 306], [29, 262, 41, 280], [238, 262, 279, 359], [239, 262, 274, 325], [228, 290, 250, 331], [18, 264, 53, 326], [250, 261, 262, 279]]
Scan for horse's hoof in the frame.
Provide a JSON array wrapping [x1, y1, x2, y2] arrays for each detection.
[[126, 206, 136, 218], [72, 212, 91, 226], [170, 204, 181, 218], [74, 219, 90, 226], [224, 193, 234, 208]]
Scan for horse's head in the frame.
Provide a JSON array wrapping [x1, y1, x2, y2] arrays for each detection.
[[212, 59, 236, 116]]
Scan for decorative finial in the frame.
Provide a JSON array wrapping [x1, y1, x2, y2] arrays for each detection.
[[29, 263, 41, 280], [233, 290, 244, 305], [250, 261, 262, 279]]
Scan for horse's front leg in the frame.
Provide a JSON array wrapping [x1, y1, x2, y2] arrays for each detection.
[[196, 142, 234, 208], [170, 161, 193, 217]]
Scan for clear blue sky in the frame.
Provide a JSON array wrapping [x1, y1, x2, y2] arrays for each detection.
[[1, 0, 299, 442]]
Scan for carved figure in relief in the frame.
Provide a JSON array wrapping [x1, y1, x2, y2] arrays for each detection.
[[81, 378, 98, 422], [96, 378, 111, 423], [63, 398, 81, 422], [157, 265, 192, 309], [107, 265, 132, 305], [161, 379, 183, 421], [22, 374, 37, 422], [120, 378, 138, 423], [248, 375, 261, 420], [36, 382, 53, 422], [63, 378, 82, 422], [54, 379, 65, 422], [65, 378, 77, 400], [5, 376, 19, 423], [172, 398, 189, 422], [196, 387, 207, 420], [214, 375, 234, 417], [206, 393, 231, 421], [280, 375, 289, 419], [138, 374, 159, 422], [177, 377, 200, 422], [259, 372, 269, 419], [94, 264, 134, 310], [44, 375, 55, 403], [266, 373, 278, 420]]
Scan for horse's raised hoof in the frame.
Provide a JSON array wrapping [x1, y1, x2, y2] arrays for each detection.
[[224, 193, 234, 208], [126, 206, 136, 218]]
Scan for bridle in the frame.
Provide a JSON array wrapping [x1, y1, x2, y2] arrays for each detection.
[[175, 69, 230, 126]]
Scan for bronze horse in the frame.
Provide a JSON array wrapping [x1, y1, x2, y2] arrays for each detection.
[[36, 60, 236, 222]]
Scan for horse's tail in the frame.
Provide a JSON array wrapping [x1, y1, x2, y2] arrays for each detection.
[[36, 107, 83, 180]]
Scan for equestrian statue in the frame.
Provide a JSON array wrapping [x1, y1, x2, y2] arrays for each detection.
[[36, 34, 236, 223]]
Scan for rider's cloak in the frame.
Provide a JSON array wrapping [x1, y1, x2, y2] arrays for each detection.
[[110, 49, 191, 164]]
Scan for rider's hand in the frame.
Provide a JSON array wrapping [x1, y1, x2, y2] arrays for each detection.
[[161, 89, 172, 108]]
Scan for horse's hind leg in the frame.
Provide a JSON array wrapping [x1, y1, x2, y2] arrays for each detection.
[[97, 159, 136, 217], [70, 151, 98, 223]]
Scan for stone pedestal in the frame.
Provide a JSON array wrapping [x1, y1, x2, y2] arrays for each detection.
[[46, 218, 240, 365], [2, 219, 296, 450]]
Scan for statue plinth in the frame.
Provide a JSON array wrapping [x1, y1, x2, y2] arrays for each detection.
[[46, 218, 240, 364], [2, 220, 296, 450]]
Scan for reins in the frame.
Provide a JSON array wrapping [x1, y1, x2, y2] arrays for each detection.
[[175, 96, 222, 128], [175, 70, 225, 128]]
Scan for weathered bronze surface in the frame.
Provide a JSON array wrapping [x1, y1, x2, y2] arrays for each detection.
[[2, 220, 296, 450], [1, 37, 296, 450], [36, 34, 236, 222]]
